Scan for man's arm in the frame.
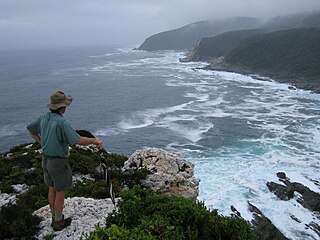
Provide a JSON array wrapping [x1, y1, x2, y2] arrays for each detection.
[[76, 137, 103, 149], [28, 130, 41, 143]]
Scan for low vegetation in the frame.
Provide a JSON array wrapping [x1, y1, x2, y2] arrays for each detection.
[[0, 143, 255, 239], [83, 186, 255, 240]]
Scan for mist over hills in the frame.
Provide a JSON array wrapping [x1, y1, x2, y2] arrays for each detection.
[[138, 11, 320, 51], [138, 17, 262, 51]]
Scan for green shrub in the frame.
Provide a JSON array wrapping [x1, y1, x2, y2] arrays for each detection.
[[69, 148, 101, 174], [67, 179, 110, 199], [0, 202, 42, 239], [85, 186, 255, 240], [16, 184, 48, 211]]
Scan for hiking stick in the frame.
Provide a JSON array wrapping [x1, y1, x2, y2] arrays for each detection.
[[76, 130, 116, 205]]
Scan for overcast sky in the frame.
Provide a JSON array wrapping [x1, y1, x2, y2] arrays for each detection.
[[1, 0, 320, 48]]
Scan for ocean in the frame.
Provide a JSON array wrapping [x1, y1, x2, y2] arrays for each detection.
[[1, 45, 319, 239]]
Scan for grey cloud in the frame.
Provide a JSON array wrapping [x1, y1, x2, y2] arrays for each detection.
[[1, 0, 320, 48]]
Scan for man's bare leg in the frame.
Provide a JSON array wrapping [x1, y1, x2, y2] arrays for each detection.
[[54, 191, 65, 221], [48, 186, 56, 219]]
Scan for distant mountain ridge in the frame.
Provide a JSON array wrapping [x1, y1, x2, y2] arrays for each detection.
[[138, 11, 320, 51], [138, 17, 262, 51]]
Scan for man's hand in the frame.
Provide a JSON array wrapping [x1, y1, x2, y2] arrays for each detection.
[[94, 139, 103, 150], [77, 137, 103, 150], [28, 130, 41, 143]]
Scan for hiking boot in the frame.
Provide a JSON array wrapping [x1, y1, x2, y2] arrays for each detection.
[[52, 216, 72, 231]]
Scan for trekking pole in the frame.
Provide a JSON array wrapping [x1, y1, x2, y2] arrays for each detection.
[[76, 130, 116, 205], [96, 150, 116, 205]]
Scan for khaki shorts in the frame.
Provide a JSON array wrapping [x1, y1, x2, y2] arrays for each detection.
[[42, 155, 72, 191]]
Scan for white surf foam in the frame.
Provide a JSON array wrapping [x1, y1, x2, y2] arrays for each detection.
[[0, 124, 25, 138]]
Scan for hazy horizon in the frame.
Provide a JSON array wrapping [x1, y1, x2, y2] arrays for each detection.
[[1, 0, 320, 49]]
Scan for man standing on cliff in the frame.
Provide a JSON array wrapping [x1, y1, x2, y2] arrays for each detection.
[[27, 91, 103, 231]]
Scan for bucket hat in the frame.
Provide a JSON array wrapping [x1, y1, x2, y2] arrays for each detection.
[[47, 91, 73, 110]]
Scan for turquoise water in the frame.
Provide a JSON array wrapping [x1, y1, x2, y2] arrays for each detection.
[[1, 46, 319, 239]]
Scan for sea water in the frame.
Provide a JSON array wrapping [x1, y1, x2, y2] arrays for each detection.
[[0, 46, 319, 239]]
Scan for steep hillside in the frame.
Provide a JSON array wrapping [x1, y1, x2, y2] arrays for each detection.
[[195, 28, 320, 93], [223, 28, 320, 79], [138, 17, 261, 51], [181, 28, 268, 62]]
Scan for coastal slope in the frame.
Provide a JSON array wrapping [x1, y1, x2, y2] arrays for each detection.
[[195, 28, 320, 92]]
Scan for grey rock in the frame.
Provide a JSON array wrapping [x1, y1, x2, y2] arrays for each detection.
[[267, 176, 320, 212], [276, 172, 287, 179], [266, 181, 294, 200], [248, 202, 289, 240], [122, 148, 200, 200]]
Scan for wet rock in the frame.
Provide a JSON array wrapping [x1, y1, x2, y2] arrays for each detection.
[[309, 221, 320, 237], [122, 148, 200, 200], [248, 202, 289, 240], [267, 174, 320, 212], [276, 172, 287, 179], [267, 173, 320, 238], [289, 214, 301, 223], [267, 181, 294, 200], [291, 182, 320, 212], [230, 205, 241, 218]]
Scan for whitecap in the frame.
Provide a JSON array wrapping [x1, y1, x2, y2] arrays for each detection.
[[89, 52, 120, 58], [0, 124, 25, 138]]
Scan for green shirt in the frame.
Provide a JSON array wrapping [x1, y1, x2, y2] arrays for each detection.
[[27, 112, 80, 157]]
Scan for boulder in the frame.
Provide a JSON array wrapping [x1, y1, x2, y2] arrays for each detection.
[[122, 148, 200, 200]]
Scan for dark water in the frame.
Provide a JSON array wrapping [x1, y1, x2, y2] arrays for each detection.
[[1, 46, 320, 239]]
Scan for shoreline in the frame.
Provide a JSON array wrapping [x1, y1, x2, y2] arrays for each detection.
[[201, 64, 320, 94]]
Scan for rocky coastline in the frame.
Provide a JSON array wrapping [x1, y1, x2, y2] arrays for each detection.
[[201, 62, 320, 94]]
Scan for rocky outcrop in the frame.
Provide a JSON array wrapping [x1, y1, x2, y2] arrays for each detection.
[[33, 197, 117, 240], [248, 202, 289, 240], [267, 172, 320, 212], [267, 172, 320, 238], [122, 148, 200, 200]]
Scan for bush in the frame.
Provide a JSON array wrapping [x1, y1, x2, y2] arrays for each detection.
[[84, 186, 255, 240], [0, 202, 42, 239], [67, 179, 110, 199]]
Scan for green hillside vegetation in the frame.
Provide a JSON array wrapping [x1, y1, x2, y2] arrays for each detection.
[[182, 29, 267, 61], [224, 28, 320, 79], [0, 143, 255, 239], [183, 27, 320, 92]]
